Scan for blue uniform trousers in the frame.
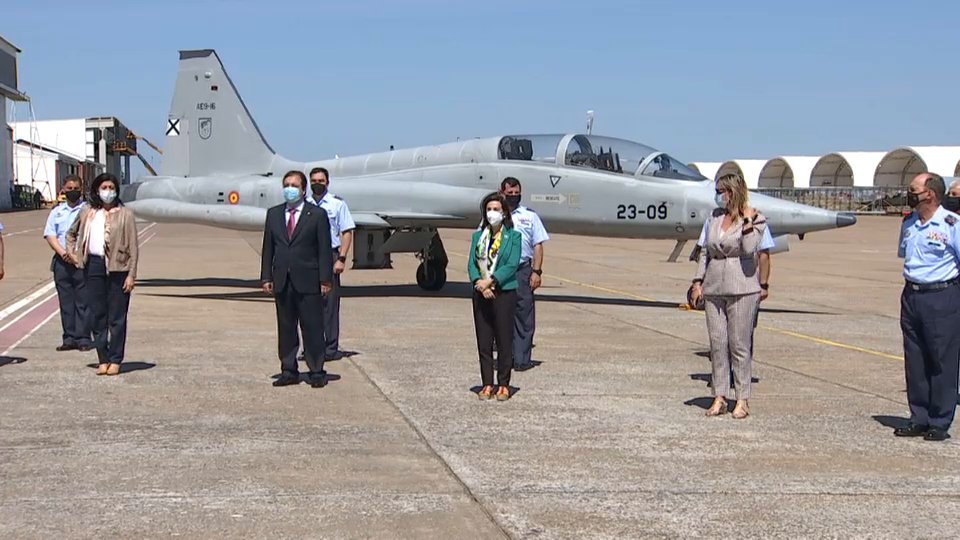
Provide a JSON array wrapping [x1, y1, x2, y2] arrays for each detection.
[[900, 282, 960, 430], [513, 262, 535, 367], [323, 248, 341, 358], [52, 255, 92, 348]]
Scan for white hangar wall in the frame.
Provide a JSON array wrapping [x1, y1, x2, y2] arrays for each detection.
[[810, 152, 886, 187], [715, 159, 768, 189], [874, 146, 960, 187], [687, 162, 721, 181], [757, 156, 819, 188], [694, 147, 960, 188]]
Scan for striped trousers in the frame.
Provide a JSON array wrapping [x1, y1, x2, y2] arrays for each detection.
[[704, 293, 761, 400]]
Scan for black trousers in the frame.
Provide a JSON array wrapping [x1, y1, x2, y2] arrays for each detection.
[[276, 277, 326, 377], [901, 282, 960, 430], [472, 288, 517, 387], [53, 255, 92, 347], [84, 255, 130, 365]]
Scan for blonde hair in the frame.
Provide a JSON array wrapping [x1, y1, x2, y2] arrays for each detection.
[[716, 173, 749, 221]]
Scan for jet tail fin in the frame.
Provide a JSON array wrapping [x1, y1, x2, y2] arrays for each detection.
[[162, 49, 275, 177]]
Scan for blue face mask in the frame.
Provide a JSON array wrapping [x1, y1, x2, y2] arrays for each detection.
[[283, 186, 301, 203], [714, 193, 726, 208]]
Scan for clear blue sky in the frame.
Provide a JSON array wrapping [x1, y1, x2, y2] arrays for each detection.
[[5, 0, 958, 178]]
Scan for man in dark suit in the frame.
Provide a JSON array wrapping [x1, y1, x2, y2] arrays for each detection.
[[260, 170, 334, 388]]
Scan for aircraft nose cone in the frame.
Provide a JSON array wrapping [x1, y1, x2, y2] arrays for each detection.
[[836, 212, 857, 228]]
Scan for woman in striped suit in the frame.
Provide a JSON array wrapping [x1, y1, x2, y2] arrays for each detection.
[[689, 173, 768, 419]]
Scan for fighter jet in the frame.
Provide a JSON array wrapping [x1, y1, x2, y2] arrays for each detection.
[[123, 49, 857, 291]]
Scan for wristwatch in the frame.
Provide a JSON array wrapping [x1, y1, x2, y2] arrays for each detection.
[[760, 283, 769, 290], [337, 255, 346, 263], [532, 268, 542, 276]]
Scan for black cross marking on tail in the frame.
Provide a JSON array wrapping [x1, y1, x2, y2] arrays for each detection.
[[166, 118, 180, 136]]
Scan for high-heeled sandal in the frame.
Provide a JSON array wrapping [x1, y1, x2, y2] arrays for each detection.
[[705, 397, 727, 416], [96, 364, 109, 376], [478, 386, 494, 400], [495, 387, 511, 401], [732, 400, 749, 419], [106, 363, 121, 376]]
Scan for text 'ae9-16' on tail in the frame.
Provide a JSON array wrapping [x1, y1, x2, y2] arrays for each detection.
[[122, 49, 857, 291]]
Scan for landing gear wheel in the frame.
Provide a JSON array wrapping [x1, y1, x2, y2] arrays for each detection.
[[416, 261, 447, 291]]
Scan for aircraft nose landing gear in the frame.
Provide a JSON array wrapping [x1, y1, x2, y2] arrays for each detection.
[[415, 230, 449, 291], [416, 260, 447, 291]]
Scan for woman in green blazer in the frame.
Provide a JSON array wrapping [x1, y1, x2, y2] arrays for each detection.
[[468, 192, 522, 401]]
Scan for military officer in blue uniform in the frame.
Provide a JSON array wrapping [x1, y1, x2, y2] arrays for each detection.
[[42, 175, 92, 351], [895, 172, 960, 441], [500, 177, 549, 370], [306, 167, 356, 360]]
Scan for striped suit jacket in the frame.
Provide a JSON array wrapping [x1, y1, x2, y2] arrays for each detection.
[[693, 208, 767, 297]]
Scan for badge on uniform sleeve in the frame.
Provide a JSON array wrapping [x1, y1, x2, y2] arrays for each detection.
[[946, 215, 957, 226]]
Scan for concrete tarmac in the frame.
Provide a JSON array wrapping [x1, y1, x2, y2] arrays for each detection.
[[1, 211, 958, 539]]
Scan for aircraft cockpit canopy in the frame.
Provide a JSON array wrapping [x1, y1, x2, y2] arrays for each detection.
[[497, 134, 706, 182]]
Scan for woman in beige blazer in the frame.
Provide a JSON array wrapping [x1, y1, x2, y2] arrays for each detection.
[[66, 173, 139, 376], [690, 173, 767, 419]]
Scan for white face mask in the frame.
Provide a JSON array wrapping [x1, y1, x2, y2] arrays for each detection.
[[486, 210, 503, 226], [714, 192, 726, 208], [100, 189, 117, 204]]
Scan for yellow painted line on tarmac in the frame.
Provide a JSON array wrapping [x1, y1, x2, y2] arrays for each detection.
[[756, 327, 903, 361], [448, 250, 904, 362]]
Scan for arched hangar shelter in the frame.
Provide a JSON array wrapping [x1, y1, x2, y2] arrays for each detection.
[[715, 159, 767, 189], [757, 156, 819, 188], [688, 162, 721, 181], [809, 152, 886, 187], [874, 146, 960, 187]]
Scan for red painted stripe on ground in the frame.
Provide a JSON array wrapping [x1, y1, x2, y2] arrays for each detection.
[[0, 293, 58, 352]]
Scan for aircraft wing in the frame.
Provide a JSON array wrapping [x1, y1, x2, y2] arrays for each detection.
[[351, 211, 469, 228]]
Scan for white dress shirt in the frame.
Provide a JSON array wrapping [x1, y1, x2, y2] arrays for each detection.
[[286, 200, 304, 232]]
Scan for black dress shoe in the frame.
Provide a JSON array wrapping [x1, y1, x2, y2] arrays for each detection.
[[924, 428, 950, 441], [78, 344, 93, 352], [894, 423, 928, 437], [56, 344, 77, 351], [309, 374, 327, 388], [272, 373, 300, 387]]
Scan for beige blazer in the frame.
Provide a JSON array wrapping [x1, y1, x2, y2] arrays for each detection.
[[693, 208, 767, 297], [66, 204, 140, 278]]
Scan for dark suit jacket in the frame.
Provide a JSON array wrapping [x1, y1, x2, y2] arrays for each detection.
[[260, 201, 334, 294]]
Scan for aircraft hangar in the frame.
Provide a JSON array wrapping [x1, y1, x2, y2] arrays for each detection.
[[0, 35, 26, 210], [691, 145, 960, 189]]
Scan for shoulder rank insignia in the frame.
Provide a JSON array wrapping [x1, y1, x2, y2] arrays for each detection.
[[946, 215, 957, 226], [333, 195, 343, 201], [903, 212, 913, 222]]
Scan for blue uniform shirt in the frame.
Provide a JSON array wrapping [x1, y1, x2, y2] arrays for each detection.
[[898, 205, 960, 284], [306, 192, 355, 249], [696, 216, 776, 250], [43, 201, 85, 249], [511, 205, 550, 263]]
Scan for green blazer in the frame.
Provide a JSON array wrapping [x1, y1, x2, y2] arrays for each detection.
[[467, 226, 522, 291]]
